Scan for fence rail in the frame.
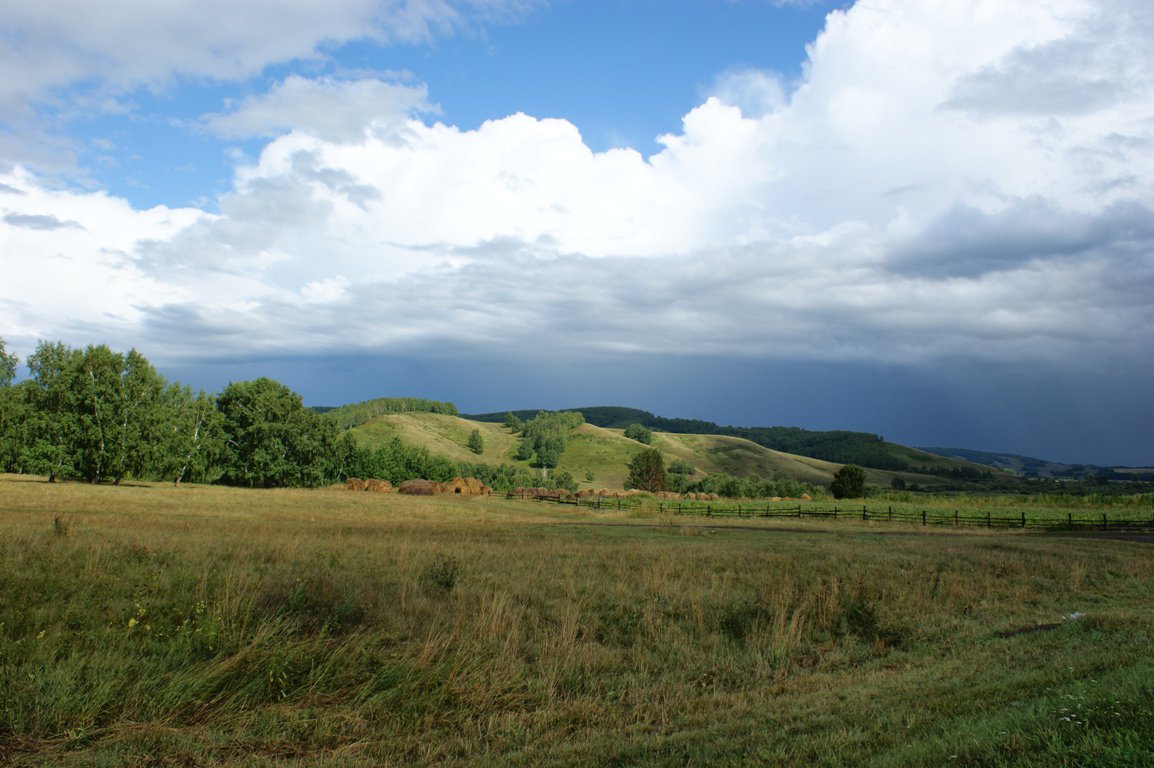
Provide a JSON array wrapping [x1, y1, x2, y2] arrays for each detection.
[[510, 492, 1154, 533]]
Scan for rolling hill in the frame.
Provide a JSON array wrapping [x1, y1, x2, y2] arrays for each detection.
[[339, 408, 989, 491], [467, 405, 996, 476]]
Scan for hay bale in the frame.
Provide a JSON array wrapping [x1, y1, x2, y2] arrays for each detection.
[[365, 479, 394, 493], [799, 493, 812, 502], [537, 488, 571, 500], [398, 479, 437, 496], [345, 477, 368, 492], [437, 477, 491, 495]]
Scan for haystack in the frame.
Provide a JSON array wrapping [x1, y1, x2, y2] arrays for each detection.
[[346, 477, 394, 493], [398, 479, 437, 496], [437, 477, 492, 495], [536, 488, 571, 500]]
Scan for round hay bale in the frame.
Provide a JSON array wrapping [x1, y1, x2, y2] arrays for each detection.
[[365, 479, 394, 493], [345, 477, 368, 492], [399, 479, 437, 496]]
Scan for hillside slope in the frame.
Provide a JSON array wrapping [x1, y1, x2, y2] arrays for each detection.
[[348, 412, 966, 491], [467, 405, 994, 475]]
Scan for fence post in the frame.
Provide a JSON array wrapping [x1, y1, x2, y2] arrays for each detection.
[[1068, 512, 1072, 529], [1102, 513, 1108, 529], [797, 505, 802, 518], [1021, 512, 1026, 529], [862, 506, 867, 521], [954, 510, 958, 527], [986, 511, 990, 529], [707, 504, 712, 518], [833, 507, 838, 520], [922, 510, 926, 526], [888, 506, 893, 522]]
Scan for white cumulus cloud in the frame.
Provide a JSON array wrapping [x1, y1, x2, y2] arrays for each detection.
[[1, 0, 1151, 382]]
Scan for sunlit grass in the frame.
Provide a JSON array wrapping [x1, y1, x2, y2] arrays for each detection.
[[2, 475, 1152, 766]]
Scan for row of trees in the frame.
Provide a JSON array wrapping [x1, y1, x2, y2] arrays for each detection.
[[0, 338, 583, 493], [0, 339, 353, 487]]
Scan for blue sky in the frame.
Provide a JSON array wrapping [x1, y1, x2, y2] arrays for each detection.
[[2, 0, 1153, 465], [72, 0, 840, 209]]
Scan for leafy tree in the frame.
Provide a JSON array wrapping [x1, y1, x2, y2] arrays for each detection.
[[503, 412, 522, 433], [0, 337, 16, 387], [467, 428, 485, 455], [0, 382, 26, 472], [668, 459, 696, 475], [23, 341, 83, 482], [216, 378, 344, 488], [72, 346, 167, 484], [0, 338, 24, 472], [156, 385, 225, 485], [831, 464, 866, 499], [623, 423, 653, 444], [516, 411, 584, 477], [626, 448, 666, 492]]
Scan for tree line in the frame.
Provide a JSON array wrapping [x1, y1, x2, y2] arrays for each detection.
[[0, 338, 580, 493], [0, 339, 356, 487]]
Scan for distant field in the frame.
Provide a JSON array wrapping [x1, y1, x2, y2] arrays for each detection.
[[2, 475, 1152, 766]]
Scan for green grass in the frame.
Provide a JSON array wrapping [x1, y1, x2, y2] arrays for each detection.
[[349, 412, 520, 464], [2, 475, 1153, 766]]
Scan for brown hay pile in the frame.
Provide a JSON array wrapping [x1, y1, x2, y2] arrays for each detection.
[[799, 493, 812, 501], [398, 479, 437, 496], [437, 477, 492, 495], [346, 477, 394, 493], [536, 488, 571, 500]]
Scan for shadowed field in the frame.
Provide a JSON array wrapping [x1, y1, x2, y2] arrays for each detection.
[[2, 475, 1152, 766]]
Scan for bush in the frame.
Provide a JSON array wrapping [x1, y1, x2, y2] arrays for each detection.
[[831, 464, 866, 499], [624, 423, 653, 444]]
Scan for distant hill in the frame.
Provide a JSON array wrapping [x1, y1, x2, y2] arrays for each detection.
[[467, 406, 994, 476], [914, 446, 1154, 480], [917, 447, 1088, 478], [353, 411, 987, 491], [317, 397, 459, 428]]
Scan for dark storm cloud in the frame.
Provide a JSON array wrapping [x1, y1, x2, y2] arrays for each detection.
[[889, 199, 1154, 278]]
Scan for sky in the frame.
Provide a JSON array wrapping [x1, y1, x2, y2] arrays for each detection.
[[1, 0, 1152, 466]]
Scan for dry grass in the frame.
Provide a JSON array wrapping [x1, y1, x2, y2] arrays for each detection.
[[1, 474, 1152, 766]]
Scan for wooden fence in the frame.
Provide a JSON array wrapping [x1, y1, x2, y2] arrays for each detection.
[[512, 492, 1154, 533]]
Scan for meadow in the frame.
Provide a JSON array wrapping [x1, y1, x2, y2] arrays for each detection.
[[2, 475, 1153, 766]]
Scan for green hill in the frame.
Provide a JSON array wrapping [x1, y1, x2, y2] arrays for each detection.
[[346, 411, 978, 492], [467, 405, 996, 476]]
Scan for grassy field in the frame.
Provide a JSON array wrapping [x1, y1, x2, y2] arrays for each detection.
[[2, 475, 1153, 766]]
